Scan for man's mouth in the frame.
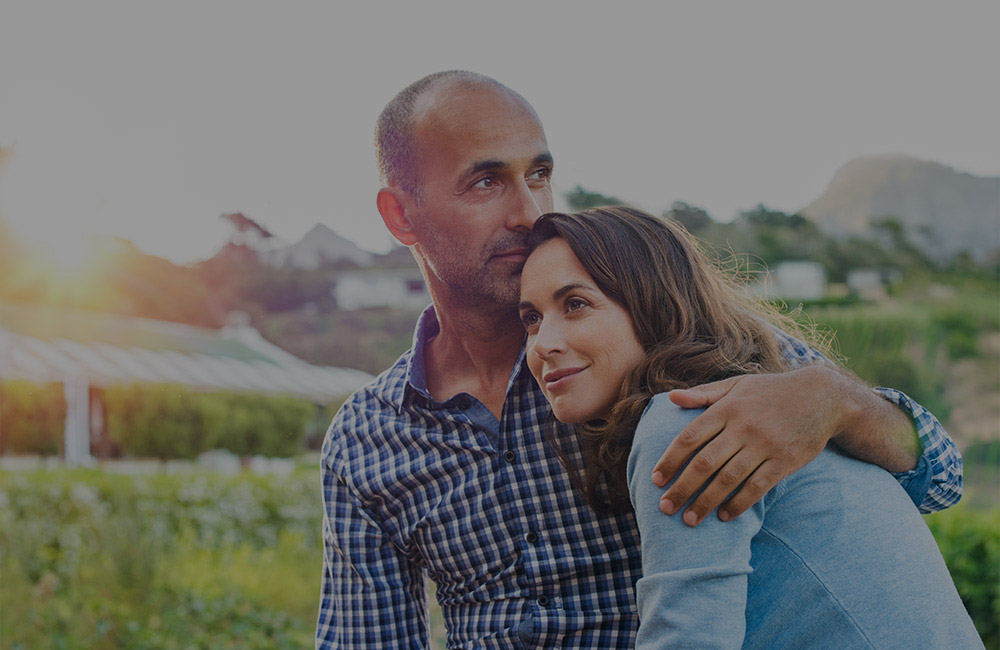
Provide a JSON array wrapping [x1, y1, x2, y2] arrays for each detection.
[[492, 247, 530, 262]]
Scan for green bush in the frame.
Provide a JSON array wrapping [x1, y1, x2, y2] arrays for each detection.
[[212, 393, 314, 458], [0, 380, 66, 455], [925, 506, 1000, 648], [932, 310, 982, 359], [105, 384, 226, 459], [104, 384, 316, 459]]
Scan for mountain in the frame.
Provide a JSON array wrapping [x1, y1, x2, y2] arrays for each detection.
[[800, 155, 999, 261], [262, 223, 373, 269]]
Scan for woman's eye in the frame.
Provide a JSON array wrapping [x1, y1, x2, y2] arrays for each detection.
[[520, 312, 540, 330], [566, 298, 587, 312]]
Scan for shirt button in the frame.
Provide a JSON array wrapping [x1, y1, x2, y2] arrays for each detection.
[[503, 450, 516, 463], [525, 531, 539, 544], [536, 596, 551, 607]]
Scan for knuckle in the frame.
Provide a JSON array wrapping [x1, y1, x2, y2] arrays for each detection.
[[676, 428, 700, 447], [747, 475, 772, 493], [667, 484, 690, 501], [718, 466, 744, 485], [691, 454, 716, 473]]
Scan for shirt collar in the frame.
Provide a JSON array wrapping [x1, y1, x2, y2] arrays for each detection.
[[399, 304, 533, 409]]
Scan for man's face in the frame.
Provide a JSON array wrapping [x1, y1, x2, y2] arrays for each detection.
[[406, 85, 554, 310]]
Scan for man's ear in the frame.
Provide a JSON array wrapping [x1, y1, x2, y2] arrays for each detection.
[[377, 188, 418, 246]]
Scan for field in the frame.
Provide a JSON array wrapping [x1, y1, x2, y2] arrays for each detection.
[[1, 466, 996, 649], [2, 286, 998, 649]]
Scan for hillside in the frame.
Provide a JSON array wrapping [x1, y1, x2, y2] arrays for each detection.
[[262, 223, 373, 270], [801, 155, 999, 261]]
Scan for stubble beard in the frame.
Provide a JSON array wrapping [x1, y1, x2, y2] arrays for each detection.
[[421, 231, 529, 314]]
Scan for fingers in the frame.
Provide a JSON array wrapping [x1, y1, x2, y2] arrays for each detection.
[[716, 460, 786, 522], [669, 449, 769, 527], [658, 430, 744, 520], [651, 407, 728, 488], [667, 376, 742, 409]]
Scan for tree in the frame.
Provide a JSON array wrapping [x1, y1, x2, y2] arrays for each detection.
[[564, 185, 625, 211], [663, 201, 712, 232]]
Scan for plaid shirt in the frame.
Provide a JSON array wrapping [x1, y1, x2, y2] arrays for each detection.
[[317, 307, 962, 649]]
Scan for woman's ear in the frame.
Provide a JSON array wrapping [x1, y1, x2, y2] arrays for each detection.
[[377, 188, 418, 246]]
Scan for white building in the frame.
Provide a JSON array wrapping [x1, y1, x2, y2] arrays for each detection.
[[747, 261, 826, 301], [334, 269, 430, 311]]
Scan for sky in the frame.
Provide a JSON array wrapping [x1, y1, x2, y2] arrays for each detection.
[[1, 1, 997, 264]]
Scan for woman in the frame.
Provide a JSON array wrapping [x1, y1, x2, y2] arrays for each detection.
[[517, 206, 981, 649]]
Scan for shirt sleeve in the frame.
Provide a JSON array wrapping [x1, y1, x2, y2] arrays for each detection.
[[773, 329, 963, 513], [627, 395, 764, 650], [316, 426, 429, 649]]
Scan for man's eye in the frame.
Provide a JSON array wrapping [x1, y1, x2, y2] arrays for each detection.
[[472, 176, 498, 189], [529, 167, 552, 181]]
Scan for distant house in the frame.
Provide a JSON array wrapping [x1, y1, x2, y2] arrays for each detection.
[[0, 301, 373, 466], [846, 268, 901, 301], [747, 261, 826, 301], [334, 269, 430, 311]]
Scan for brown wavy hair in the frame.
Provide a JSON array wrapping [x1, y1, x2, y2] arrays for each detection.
[[527, 206, 808, 513]]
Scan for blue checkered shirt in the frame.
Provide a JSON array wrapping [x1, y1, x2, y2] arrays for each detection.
[[317, 307, 962, 648]]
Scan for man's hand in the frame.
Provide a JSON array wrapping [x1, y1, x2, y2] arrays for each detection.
[[650, 365, 916, 527]]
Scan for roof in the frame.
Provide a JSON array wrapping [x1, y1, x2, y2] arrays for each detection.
[[0, 301, 372, 402]]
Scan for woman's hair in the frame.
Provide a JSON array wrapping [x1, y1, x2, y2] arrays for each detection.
[[527, 206, 814, 513]]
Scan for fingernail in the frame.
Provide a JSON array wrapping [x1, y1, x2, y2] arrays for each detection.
[[718, 510, 731, 522], [683, 510, 699, 527], [660, 498, 675, 515], [652, 471, 664, 486]]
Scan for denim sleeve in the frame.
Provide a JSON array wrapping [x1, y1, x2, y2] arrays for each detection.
[[316, 421, 429, 649], [627, 395, 765, 650], [774, 329, 963, 513]]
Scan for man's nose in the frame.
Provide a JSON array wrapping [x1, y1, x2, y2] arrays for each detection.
[[506, 179, 544, 231]]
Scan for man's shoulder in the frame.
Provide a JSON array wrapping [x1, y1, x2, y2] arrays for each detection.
[[334, 349, 415, 426]]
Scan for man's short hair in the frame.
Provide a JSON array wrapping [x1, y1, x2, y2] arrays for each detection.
[[375, 70, 510, 196]]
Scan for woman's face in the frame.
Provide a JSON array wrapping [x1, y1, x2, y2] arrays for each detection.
[[519, 238, 645, 423]]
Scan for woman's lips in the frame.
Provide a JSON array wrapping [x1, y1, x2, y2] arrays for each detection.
[[543, 366, 586, 392]]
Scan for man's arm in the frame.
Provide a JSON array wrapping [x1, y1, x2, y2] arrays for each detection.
[[317, 438, 429, 648], [650, 336, 962, 526]]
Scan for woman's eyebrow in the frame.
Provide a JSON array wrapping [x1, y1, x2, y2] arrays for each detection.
[[553, 283, 590, 301], [519, 282, 592, 312]]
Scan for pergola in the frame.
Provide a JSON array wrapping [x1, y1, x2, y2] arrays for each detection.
[[0, 301, 373, 465]]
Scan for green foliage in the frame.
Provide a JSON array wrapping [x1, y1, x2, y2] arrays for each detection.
[[564, 185, 625, 211], [0, 380, 66, 455], [0, 469, 321, 649], [934, 309, 981, 358], [105, 384, 225, 459], [104, 384, 315, 459], [1, 469, 991, 649], [925, 506, 1000, 648]]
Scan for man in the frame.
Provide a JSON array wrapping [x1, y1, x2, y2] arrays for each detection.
[[317, 71, 961, 648]]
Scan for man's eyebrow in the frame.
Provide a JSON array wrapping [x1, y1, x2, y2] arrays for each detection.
[[459, 159, 508, 183], [459, 152, 554, 184], [532, 152, 554, 168]]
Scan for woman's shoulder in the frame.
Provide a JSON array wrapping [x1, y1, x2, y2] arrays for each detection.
[[635, 392, 704, 447], [628, 393, 705, 482]]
